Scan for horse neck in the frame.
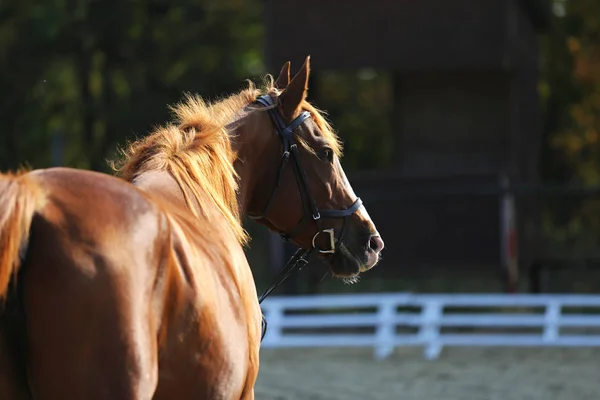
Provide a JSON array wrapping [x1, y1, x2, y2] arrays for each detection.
[[231, 111, 278, 217], [130, 110, 274, 220]]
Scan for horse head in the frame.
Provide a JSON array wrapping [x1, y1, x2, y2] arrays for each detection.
[[237, 57, 384, 279]]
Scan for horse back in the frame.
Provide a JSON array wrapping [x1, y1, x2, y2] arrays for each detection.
[[19, 167, 260, 399], [11, 167, 167, 398]]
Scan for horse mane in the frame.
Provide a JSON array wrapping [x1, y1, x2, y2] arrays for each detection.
[[112, 76, 342, 246]]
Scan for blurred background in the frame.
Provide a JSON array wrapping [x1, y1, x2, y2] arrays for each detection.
[[2, 0, 600, 398]]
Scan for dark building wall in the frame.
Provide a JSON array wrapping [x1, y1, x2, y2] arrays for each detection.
[[348, 174, 502, 273], [394, 70, 511, 176], [266, 0, 513, 71]]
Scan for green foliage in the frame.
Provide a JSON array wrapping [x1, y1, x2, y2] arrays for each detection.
[[0, 0, 264, 172], [539, 0, 600, 256], [543, 0, 600, 185], [317, 70, 394, 170]]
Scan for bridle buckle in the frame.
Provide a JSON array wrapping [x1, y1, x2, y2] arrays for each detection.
[[312, 228, 336, 254]]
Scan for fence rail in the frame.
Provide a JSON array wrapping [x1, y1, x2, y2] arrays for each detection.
[[259, 293, 600, 360]]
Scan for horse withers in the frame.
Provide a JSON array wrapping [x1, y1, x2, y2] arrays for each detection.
[[0, 56, 383, 399]]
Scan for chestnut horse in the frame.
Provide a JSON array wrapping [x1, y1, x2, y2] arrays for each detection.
[[0, 57, 384, 399]]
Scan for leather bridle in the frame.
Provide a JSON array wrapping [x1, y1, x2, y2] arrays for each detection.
[[248, 94, 362, 254], [249, 94, 362, 340]]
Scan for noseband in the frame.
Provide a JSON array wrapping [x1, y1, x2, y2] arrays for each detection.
[[249, 94, 362, 341], [248, 94, 362, 254]]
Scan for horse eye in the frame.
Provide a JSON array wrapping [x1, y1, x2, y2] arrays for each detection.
[[319, 148, 333, 162]]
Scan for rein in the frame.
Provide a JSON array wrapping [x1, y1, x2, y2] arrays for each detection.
[[250, 94, 362, 341], [258, 248, 311, 341]]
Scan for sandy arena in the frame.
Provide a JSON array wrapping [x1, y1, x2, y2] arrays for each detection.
[[255, 347, 600, 399]]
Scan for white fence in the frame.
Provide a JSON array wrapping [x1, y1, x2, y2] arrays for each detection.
[[259, 293, 600, 360]]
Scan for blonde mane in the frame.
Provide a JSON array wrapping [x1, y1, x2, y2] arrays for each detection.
[[112, 77, 342, 246]]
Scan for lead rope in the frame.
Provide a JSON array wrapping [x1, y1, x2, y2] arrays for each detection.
[[258, 248, 312, 341]]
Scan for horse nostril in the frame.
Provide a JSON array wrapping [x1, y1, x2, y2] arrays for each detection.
[[368, 235, 385, 253]]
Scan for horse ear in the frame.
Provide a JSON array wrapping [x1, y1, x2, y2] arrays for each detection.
[[274, 61, 291, 90], [280, 56, 310, 121]]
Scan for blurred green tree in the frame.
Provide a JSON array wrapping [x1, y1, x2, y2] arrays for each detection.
[[543, 0, 600, 186], [538, 0, 600, 256], [0, 0, 264, 172], [317, 70, 394, 171]]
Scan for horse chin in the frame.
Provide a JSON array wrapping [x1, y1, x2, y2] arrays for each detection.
[[325, 242, 365, 281]]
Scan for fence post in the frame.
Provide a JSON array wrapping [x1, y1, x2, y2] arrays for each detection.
[[421, 300, 443, 360], [374, 300, 396, 360], [262, 303, 284, 347], [543, 301, 561, 343]]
